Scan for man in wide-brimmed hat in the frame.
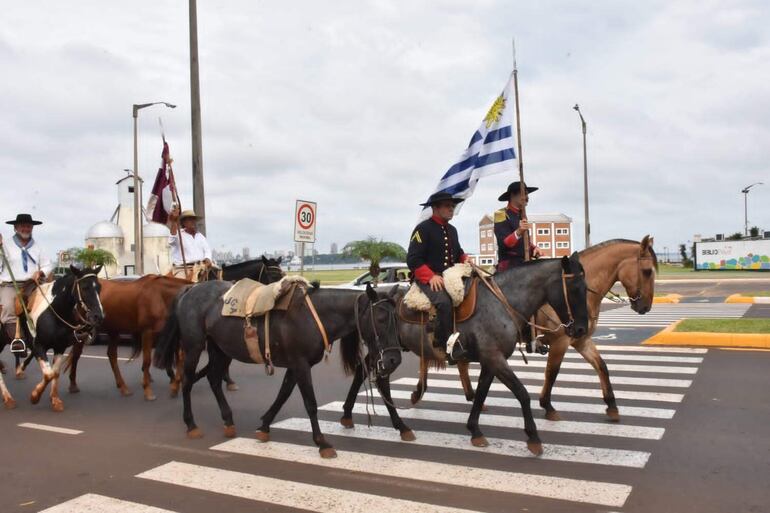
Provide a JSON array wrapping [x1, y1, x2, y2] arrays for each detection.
[[494, 181, 541, 272], [0, 213, 53, 348], [407, 192, 469, 362], [167, 206, 214, 280]]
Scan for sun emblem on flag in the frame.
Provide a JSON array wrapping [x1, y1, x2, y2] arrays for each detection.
[[483, 94, 506, 128]]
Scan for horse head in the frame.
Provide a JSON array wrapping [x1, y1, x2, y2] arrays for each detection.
[[260, 255, 285, 284], [68, 264, 105, 326], [547, 253, 588, 339], [616, 235, 657, 314], [358, 283, 401, 378]]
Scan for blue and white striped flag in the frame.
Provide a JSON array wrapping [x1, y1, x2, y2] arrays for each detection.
[[421, 73, 517, 217]]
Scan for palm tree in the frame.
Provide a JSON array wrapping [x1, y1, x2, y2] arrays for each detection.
[[73, 247, 117, 277], [343, 237, 406, 285]]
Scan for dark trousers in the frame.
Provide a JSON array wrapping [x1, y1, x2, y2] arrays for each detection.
[[417, 282, 453, 347], [496, 256, 525, 273]]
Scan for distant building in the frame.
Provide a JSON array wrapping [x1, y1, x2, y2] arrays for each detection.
[[330, 242, 338, 254], [472, 212, 574, 265], [85, 174, 172, 277], [242, 247, 250, 260]]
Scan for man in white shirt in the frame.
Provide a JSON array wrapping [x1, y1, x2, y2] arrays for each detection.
[[0, 214, 53, 342], [167, 207, 214, 280]]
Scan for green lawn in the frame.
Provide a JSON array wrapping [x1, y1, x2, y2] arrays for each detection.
[[287, 269, 363, 285], [740, 291, 770, 297], [675, 318, 770, 334], [658, 264, 767, 279]]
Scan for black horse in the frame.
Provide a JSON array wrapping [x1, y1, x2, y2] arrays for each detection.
[[221, 255, 283, 282], [19, 265, 105, 411], [341, 253, 589, 454], [154, 282, 402, 458]]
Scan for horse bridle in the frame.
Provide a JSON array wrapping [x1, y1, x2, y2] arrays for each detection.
[[34, 273, 101, 338], [588, 255, 654, 304], [257, 264, 285, 283], [354, 294, 401, 376]]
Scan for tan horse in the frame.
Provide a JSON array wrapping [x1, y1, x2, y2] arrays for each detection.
[[428, 237, 657, 422]]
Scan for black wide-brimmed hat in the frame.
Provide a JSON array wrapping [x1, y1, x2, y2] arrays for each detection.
[[6, 213, 42, 226], [497, 181, 539, 201], [419, 192, 465, 207]]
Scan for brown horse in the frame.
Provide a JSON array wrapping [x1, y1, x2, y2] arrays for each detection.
[[417, 237, 657, 423], [68, 275, 191, 401]]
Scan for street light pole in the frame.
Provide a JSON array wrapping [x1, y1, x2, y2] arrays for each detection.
[[574, 104, 590, 248], [189, 0, 206, 235], [741, 182, 763, 237], [132, 101, 176, 275]]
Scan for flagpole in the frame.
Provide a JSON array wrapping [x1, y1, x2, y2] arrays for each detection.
[[160, 122, 189, 278], [512, 38, 530, 261]]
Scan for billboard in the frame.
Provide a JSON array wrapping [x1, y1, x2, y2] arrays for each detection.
[[694, 240, 770, 271]]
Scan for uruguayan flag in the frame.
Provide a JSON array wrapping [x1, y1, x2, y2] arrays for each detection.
[[421, 74, 517, 216]]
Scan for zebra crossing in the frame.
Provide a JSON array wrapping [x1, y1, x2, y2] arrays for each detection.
[[40, 344, 708, 512], [598, 303, 751, 327]]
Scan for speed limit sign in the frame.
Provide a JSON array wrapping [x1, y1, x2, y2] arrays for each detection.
[[294, 199, 317, 243]]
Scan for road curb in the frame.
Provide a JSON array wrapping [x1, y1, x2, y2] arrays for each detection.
[[601, 294, 681, 305], [643, 320, 770, 348], [725, 294, 770, 304]]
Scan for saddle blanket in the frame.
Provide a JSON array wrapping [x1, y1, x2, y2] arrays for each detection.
[[403, 263, 473, 311], [221, 276, 309, 318], [15, 282, 54, 326]]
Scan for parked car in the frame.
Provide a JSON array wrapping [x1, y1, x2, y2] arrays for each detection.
[[333, 263, 411, 290]]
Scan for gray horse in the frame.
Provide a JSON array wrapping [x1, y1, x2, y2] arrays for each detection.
[[341, 253, 589, 455], [154, 282, 402, 458]]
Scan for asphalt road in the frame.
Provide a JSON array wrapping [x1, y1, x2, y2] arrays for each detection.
[[1, 304, 769, 513], [621, 277, 770, 297]]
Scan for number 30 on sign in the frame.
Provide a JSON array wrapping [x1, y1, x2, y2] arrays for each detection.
[[294, 200, 317, 243]]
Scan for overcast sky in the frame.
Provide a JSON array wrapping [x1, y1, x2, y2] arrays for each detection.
[[2, 1, 769, 260]]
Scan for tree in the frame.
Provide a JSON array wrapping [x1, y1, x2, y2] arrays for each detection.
[[679, 243, 693, 268], [72, 247, 117, 275], [750, 226, 760, 238], [343, 237, 407, 285], [727, 232, 743, 241]]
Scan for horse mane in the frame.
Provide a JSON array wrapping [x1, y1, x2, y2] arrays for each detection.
[[580, 239, 659, 271], [52, 272, 76, 296], [222, 255, 278, 270], [339, 332, 360, 376]]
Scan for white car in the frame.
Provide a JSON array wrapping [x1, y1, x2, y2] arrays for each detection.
[[333, 263, 412, 290]]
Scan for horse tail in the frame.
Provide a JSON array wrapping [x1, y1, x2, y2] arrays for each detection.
[[153, 291, 184, 370], [339, 332, 361, 376]]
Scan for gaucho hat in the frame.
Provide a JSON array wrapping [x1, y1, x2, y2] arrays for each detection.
[[179, 209, 201, 221], [6, 213, 42, 226], [419, 192, 465, 207], [497, 181, 538, 202]]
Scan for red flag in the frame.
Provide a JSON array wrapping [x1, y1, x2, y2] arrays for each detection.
[[147, 142, 174, 224]]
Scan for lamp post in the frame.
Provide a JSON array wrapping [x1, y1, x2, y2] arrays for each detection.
[[573, 104, 590, 248], [132, 101, 176, 275], [741, 182, 763, 237]]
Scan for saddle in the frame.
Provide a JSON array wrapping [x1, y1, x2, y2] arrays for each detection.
[[397, 277, 479, 325], [220, 276, 309, 370]]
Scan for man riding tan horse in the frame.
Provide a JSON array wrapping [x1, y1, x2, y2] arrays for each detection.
[[167, 206, 217, 281]]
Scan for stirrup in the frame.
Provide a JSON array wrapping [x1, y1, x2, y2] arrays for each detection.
[[10, 338, 26, 354], [533, 335, 549, 355]]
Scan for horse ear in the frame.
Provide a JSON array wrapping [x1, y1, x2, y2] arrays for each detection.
[[69, 264, 81, 277], [561, 255, 571, 273], [640, 235, 651, 253], [276, 256, 283, 264], [365, 283, 378, 302], [261, 255, 268, 264], [94, 265, 103, 276]]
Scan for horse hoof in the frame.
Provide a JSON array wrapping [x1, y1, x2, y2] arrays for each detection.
[[169, 389, 178, 398], [186, 428, 204, 439], [606, 408, 621, 422], [527, 441, 544, 456], [15, 371, 26, 380], [144, 392, 157, 402], [545, 411, 561, 421], [30, 392, 41, 405], [481, 404, 488, 412], [69, 384, 80, 394], [319, 447, 337, 459], [400, 430, 416, 442], [223, 425, 237, 438], [255, 430, 270, 443], [340, 417, 354, 429], [4, 398, 16, 410], [226, 383, 239, 392], [120, 388, 133, 397], [471, 436, 489, 447], [51, 399, 65, 412]]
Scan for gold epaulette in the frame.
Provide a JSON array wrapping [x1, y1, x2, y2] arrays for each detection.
[[493, 208, 507, 223]]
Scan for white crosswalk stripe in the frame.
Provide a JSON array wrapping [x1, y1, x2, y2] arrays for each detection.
[[42, 345, 708, 512], [598, 303, 750, 327]]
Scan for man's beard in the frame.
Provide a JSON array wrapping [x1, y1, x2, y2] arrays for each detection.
[[15, 232, 31, 241]]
